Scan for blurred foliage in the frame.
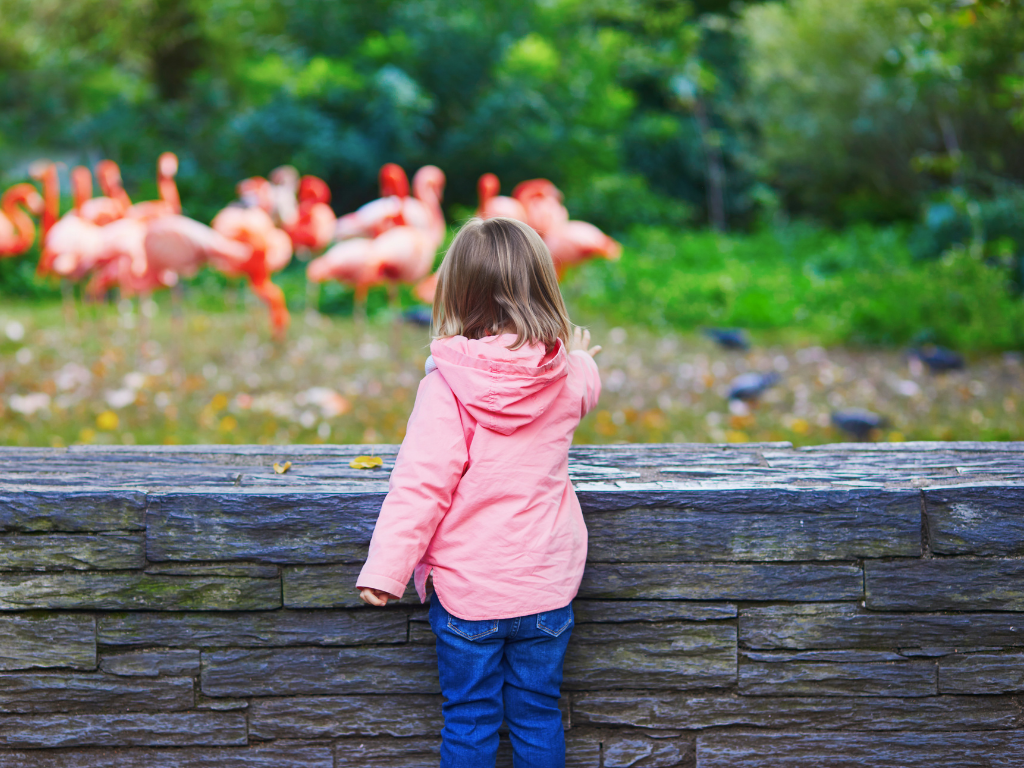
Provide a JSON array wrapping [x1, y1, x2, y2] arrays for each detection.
[[3, 0, 1020, 229], [565, 223, 1024, 351]]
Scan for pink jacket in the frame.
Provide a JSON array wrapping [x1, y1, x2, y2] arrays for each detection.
[[356, 334, 601, 620]]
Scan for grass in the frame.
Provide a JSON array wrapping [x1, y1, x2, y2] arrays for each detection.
[[0, 297, 1021, 448]]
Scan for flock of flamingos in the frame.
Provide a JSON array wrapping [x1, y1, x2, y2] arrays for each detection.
[[0, 154, 622, 336]]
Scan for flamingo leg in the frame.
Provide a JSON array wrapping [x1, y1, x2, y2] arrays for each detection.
[[250, 278, 290, 340], [353, 284, 368, 327]]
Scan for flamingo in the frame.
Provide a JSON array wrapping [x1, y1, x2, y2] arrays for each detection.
[[371, 165, 446, 290], [334, 163, 408, 240], [71, 166, 125, 226], [96, 154, 181, 223], [307, 237, 385, 314], [0, 183, 43, 258], [211, 204, 293, 335], [543, 220, 622, 279], [268, 165, 300, 229], [511, 177, 620, 278], [31, 162, 104, 279], [512, 178, 569, 236], [286, 175, 336, 253], [476, 173, 527, 222]]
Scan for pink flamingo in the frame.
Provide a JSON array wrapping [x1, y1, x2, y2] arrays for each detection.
[[543, 221, 622, 279], [96, 154, 181, 223], [268, 166, 300, 229], [70, 166, 125, 226], [211, 203, 293, 335], [0, 183, 43, 258], [476, 173, 527, 222], [512, 178, 569, 237], [334, 163, 408, 240], [286, 175, 336, 253], [307, 237, 385, 314], [31, 162, 104, 279]]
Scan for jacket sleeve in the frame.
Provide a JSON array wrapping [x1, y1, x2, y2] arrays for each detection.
[[355, 371, 468, 598], [570, 349, 602, 417]]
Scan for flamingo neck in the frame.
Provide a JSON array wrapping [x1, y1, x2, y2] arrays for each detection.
[[159, 176, 181, 214], [71, 168, 93, 212], [1, 187, 38, 252], [39, 166, 60, 237]]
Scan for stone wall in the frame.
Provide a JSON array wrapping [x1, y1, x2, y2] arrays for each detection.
[[0, 442, 1022, 767]]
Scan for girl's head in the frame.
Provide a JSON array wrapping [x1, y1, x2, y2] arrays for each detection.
[[433, 217, 571, 351]]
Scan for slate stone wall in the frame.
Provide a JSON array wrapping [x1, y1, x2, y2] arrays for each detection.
[[0, 443, 1022, 767]]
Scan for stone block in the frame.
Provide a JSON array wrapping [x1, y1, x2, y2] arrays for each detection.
[[0, 615, 95, 671], [97, 610, 406, 648], [602, 732, 695, 768], [0, 573, 281, 611], [925, 486, 1024, 555], [201, 646, 440, 697], [0, 712, 246, 748], [282, 565, 363, 608], [146, 492, 382, 563], [564, 623, 736, 690], [572, 601, 736, 623], [696, 730, 1024, 767], [99, 650, 201, 677], [0, 492, 145, 533], [335, 737, 439, 767], [939, 653, 1024, 694], [865, 559, 1024, 611], [0, 743, 332, 767], [738, 655, 936, 696], [249, 695, 444, 739], [585, 489, 920, 561], [572, 692, 1022, 731], [0, 534, 145, 571], [0, 674, 194, 713], [580, 563, 862, 601], [739, 604, 1024, 649]]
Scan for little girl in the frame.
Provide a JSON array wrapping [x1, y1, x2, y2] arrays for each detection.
[[356, 216, 601, 766]]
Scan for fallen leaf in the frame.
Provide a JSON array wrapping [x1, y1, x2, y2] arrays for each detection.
[[273, 461, 292, 474], [350, 455, 383, 469]]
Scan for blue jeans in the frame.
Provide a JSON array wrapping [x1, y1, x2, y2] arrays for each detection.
[[428, 594, 574, 767]]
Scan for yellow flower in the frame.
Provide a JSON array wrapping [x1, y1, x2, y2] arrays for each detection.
[[96, 411, 119, 431]]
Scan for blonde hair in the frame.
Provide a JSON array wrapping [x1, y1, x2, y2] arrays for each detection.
[[432, 217, 572, 351]]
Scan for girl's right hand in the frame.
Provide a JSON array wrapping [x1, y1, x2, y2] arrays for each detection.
[[570, 327, 601, 358], [359, 587, 397, 607]]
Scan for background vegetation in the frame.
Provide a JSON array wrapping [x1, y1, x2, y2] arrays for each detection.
[[1, 0, 1023, 351]]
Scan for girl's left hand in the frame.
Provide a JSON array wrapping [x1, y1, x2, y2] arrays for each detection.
[[359, 587, 397, 606], [570, 327, 601, 357]]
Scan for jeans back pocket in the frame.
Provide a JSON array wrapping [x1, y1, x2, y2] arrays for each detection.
[[536, 603, 573, 637], [447, 615, 500, 641]]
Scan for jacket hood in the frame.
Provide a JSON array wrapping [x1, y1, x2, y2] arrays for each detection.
[[428, 334, 568, 435]]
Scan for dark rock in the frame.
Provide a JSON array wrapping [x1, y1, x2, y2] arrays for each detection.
[[97, 610, 406, 648], [282, 565, 365, 608], [146, 493, 382, 563], [925, 487, 1024, 556], [0, 743, 332, 767], [201, 646, 440, 697], [738, 658, 936, 696], [0, 674, 194, 713], [572, 600, 736, 623], [0, 615, 95, 671], [99, 650, 201, 677], [250, 695, 444, 739], [0, 534, 145, 571], [580, 563, 863, 601], [584, 490, 920, 562], [334, 737, 439, 767], [564, 623, 736, 690], [0, 573, 281, 611], [0, 492, 145, 533], [939, 652, 1024, 694], [696, 730, 1024, 768], [602, 732, 695, 768], [740, 604, 1024, 649], [865, 558, 1024, 611], [572, 692, 1022, 731], [0, 712, 246, 748]]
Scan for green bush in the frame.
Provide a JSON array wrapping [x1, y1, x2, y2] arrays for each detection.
[[565, 223, 1024, 351]]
